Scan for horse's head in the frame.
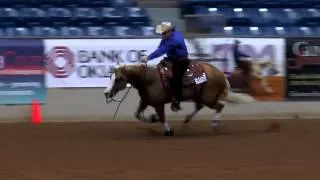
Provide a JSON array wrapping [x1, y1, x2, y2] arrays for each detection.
[[104, 64, 145, 102]]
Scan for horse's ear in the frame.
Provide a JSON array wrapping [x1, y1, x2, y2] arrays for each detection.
[[113, 64, 120, 74]]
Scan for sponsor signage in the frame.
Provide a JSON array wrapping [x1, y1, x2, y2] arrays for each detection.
[[44, 39, 164, 88], [187, 38, 285, 76], [45, 37, 285, 101], [0, 39, 46, 104], [286, 38, 320, 100], [187, 38, 286, 101]]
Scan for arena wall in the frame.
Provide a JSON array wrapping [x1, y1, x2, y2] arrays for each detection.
[[0, 36, 318, 123], [0, 88, 319, 123]]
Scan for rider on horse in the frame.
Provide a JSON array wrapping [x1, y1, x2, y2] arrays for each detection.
[[233, 40, 252, 76], [141, 21, 190, 112], [232, 39, 254, 88]]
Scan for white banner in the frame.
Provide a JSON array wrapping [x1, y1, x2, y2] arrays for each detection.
[[186, 38, 285, 76], [45, 38, 285, 88], [44, 39, 164, 88]]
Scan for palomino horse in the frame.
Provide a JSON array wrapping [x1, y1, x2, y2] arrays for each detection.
[[104, 59, 254, 136], [229, 57, 278, 94]]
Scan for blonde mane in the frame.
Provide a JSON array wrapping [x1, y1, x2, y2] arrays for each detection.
[[114, 64, 147, 76]]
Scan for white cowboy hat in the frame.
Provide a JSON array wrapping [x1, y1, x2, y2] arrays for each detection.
[[155, 21, 173, 34]]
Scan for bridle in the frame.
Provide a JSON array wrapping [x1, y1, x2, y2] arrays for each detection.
[[105, 65, 131, 104], [106, 62, 148, 120]]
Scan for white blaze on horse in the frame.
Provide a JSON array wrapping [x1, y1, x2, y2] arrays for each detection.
[[104, 60, 254, 136]]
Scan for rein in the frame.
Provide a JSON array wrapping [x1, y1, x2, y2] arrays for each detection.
[[107, 86, 132, 120]]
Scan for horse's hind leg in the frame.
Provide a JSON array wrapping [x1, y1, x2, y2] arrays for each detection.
[[209, 101, 225, 128], [184, 103, 204, 123], [252, 62, 273, 93], [252, 74, 273, 93]]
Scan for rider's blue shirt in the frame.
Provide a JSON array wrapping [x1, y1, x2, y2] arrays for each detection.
[[233, 45, 250, 60], [147, 30, 188, 60], [233, 45, 250, 67]]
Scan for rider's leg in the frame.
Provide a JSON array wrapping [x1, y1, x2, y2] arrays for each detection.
[[171, 60, 182, 110], [171, 58, 189, 111]]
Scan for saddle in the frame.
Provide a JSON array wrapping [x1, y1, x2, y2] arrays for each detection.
[[157, 59, 207, 87]]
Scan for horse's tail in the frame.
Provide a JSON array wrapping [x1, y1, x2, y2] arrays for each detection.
[[224, 77, 256, 103]]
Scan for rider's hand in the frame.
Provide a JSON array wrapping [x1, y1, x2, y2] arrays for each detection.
[[141, 55, 148, 63]]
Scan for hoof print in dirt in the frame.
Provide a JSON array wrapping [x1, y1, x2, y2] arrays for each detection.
[[211, 125, 228, 134], [266, 123, 281, 132], [212, 127, 222, 133], [180, 123, 191, 129]]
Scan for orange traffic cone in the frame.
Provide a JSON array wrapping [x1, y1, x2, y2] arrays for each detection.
[[31, 100, 42, 124]]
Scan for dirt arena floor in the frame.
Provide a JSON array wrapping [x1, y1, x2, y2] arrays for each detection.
[[1, 119, 320, 180]]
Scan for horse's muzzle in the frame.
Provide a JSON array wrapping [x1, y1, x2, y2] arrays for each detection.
[[104, 92, 112, 103]]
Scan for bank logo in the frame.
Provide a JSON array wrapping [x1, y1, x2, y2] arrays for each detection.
[[46, 46, 75, 78]]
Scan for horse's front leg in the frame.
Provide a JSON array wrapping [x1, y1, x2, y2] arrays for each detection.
[[135, 99, 148, 122], [155, 105, 174, 136], [252, 73, 273, 93], [256, 74, 274, 93], [251, 65, 273, 93]]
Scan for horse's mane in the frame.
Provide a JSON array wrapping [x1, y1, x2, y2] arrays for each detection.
[[115, 64, 156, 77]]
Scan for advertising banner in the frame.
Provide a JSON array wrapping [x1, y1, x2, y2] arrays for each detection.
[[0, 39, 46, 105], [44, 39, 163, 88], [286, 38, 320, 100], [187, 38, 286, 101], [45, 38, 285, 102]]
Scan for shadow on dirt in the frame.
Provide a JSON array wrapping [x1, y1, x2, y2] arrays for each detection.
[[117, 122, 282, 141]]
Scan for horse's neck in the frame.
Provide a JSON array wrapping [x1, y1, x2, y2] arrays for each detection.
[[127, 67, 158, 94]]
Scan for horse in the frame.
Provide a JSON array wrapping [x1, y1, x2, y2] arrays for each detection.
[[229, 57, 279, 94], [104, 59, 254, 136]]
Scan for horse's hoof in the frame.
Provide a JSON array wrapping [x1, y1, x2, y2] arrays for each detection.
[[183, 116, 192, 124], [165, 130, 174, 136]]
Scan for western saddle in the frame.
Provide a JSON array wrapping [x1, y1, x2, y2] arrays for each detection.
[[157, 59, 206, 87]]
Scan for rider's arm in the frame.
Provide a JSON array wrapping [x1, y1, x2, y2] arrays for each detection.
[[147, 40, 174, 60]]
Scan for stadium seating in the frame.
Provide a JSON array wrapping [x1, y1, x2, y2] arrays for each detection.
[[181, 0, 320, 36], [0, 0, 155, 37], [1, 0, 320, 37]]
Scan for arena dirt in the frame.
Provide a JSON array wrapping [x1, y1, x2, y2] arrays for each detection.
[[0, 119, 319, 180]]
